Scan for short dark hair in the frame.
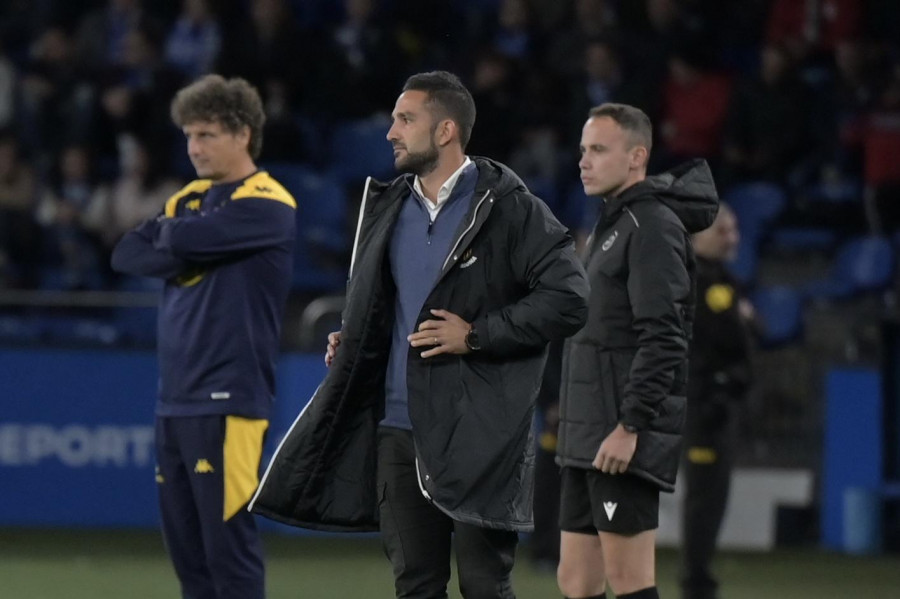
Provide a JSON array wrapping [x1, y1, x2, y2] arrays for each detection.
[[588, 103, 653, 155], [170, 75, 266, 159], [402, 71, 476, 150]]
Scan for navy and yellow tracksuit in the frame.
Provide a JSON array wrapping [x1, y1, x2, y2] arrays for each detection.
[[112, 170, 296, 599]]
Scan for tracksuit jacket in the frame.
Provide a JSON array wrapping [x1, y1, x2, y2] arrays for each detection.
[[111, 171, 296, 419]]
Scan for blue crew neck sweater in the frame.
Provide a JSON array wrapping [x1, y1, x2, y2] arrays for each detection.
[[381, 166, 477, 430]]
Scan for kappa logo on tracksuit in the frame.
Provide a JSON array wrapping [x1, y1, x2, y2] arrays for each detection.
[[194, 459, 216, 474]]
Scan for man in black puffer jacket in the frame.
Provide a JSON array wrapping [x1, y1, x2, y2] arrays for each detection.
[[556, 103, 718, 599], [250, 71, 589, 599]]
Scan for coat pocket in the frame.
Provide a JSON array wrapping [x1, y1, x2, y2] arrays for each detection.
[[649, 394, 686, 434], [599, 348, 624, 433]]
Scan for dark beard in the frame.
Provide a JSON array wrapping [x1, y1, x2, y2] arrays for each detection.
[[395, 142, 439, 177]]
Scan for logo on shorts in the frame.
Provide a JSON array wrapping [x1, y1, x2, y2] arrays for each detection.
[[603, 501, 618, 520], [194, 459, 215, 474]]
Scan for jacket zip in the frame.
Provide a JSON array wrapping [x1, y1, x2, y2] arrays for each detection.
[[442, 190, 492, 271], [414, 456, 432, 501], [249, 383, 321, 512], [348, 176, 372, 279], [414, 189, 490, 501]]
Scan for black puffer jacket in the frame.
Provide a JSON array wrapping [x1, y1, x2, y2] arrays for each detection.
[[556, 159, 718, 492], [250, 157, 589, 531]]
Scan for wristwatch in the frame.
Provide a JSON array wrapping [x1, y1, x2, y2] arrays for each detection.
[[620, 423, 639, 434], [465, 327, 481, 352]]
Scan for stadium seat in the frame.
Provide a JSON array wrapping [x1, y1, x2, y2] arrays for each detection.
[[523, 175, 559, 214], [560, 181, 591, 232], [264, 162, 349, 254], [804, 175, 861, 205], [0, 315, 43, 344], [768, 227, 839, 252], [328, 115, 395, 183], [724, 181, 787, 229], [40, 315, 121, 347], [723, 182, 788, 286], [263, 162, 350, 293], [111, 276, 160, 346], [803, 235, 895, 300], [751, 285, 804, 347]]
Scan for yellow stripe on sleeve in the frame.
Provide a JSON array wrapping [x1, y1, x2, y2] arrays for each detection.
[[164, 179, 213, 217], [223, 415, 269, 521], [231, 172, 297, 208]]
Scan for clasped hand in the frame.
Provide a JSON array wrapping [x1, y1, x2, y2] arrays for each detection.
[[408, 309, 472, 358], [592, 424, 637, 475], [325, 309, 473, 367]]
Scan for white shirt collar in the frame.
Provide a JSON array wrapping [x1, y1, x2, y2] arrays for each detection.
[[413, 157, 472, 219]]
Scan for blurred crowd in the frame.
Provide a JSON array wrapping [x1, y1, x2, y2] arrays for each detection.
[[1, 0, 899, 293]]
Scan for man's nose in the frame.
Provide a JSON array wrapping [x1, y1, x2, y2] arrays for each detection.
[[386, 124, 399, 142]]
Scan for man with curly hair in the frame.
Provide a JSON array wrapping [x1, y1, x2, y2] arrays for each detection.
[[112, 74, 296, 599]]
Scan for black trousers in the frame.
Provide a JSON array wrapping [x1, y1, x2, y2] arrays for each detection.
[[377, 427, 519, 599], [680, 395, 738, 599], [530, 443, 561, 563]]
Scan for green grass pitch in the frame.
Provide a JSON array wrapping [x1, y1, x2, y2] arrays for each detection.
[[1, 530, 898, 598]]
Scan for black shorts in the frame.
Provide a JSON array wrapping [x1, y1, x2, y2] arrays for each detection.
[[559, 466, 659, 535]]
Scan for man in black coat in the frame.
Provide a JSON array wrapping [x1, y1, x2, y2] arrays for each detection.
[[681, 204, 754, 599], [250, 71, 589, 598], [556, 103, 718, 599]]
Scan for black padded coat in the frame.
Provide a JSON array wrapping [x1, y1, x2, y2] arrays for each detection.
[[556, 159, 718, 492], [250, 157, 589, 531]]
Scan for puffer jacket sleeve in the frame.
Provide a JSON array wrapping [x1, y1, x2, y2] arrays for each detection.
[[472, 194, 589, 356], [620, 210, 691, 430]]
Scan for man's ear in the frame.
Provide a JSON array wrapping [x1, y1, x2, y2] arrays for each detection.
[[436, 119, 456, 148], [237, 125, 252, 150], [630, 145, 649, 169]]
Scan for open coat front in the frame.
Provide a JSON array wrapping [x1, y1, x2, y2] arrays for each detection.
[[250, 157, 589, 532]]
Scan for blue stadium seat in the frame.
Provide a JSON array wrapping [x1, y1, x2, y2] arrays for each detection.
[[769, 227, 839, 252], [804, 173, 861, 205], [0, 315, 43, 344], [723, 182, 787, 286], [727, 232, 760, 287], [751, 285, 804, 347], [111, 276, 160, 346], [38, 266, 107, 291], [328, 115, 395, 183], [803, 236, 895, 301], [287, 0, 343, 27], [113, 307, 157, 346], [523, 176, 559, 214], [265, 162, 348, 254], [724, 181, 787, 229], [561, 182, 591, 233], [263, 162, 350, 293], [41, 316, 121, 347]]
